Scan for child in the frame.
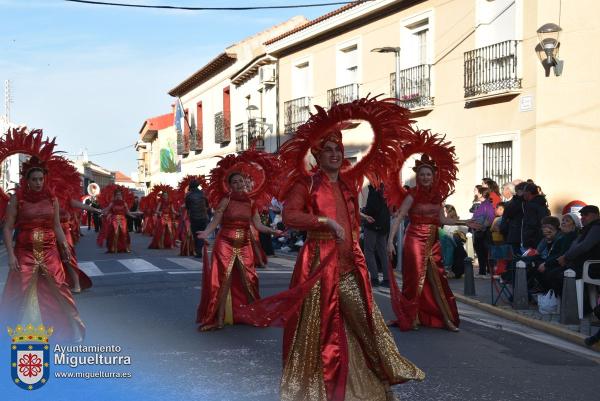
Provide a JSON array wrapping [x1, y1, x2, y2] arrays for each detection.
[[490, 202, 511, 275]]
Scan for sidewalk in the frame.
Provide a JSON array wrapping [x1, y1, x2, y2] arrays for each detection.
[[447, 274, 600, 350]]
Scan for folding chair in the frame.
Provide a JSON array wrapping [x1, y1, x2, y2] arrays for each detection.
[[489, 244, 514, 305]]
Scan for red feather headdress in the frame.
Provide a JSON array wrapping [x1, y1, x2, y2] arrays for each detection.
[[97, 184, 135, 208], [205, 146, 279, 211], [277, 96, 415, 197], [177, 175, 205, 195], [384, 129, 458, 208], [0, 127, 61, 220]]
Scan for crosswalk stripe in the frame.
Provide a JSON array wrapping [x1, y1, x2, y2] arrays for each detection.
[[166, 257, 201, 270], [78, 262, 105, 277], [268, 257, 296, 268], [119, 258, 162, 273]]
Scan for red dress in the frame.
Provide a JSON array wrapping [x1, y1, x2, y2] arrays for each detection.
[[60, 209, 92, 290], [391, 188, 460, 331], [236, 171, 424, 401], [178, 209, 195, 256], [149, 201, 176, 249], [196, 194, 260, 329], [101, 200, 130, 253], [0, 193, 85, 342]]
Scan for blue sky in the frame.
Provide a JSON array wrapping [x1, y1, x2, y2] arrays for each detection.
[[0, 0, 335, 175]]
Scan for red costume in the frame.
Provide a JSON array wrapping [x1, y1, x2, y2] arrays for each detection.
[[97, 185, 134, 253], [149, 199, 176, 249], [386, 131, 461, 331], [196, 148, 279, 330], [235, 98, 425, 401], [0, 128, 85, 342], [60, 209, 92, 291]]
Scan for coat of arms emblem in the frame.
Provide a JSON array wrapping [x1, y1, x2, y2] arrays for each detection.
[[8, 324, 53, 390]]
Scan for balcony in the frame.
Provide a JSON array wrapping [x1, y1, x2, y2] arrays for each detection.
[[235, 123, 247, 152], [327, 83, 360, 107], [214, 112, 230, 144], [248, 118, 266, 150], [464, 40, 521, 98], [390, 64, 434, 110], [235, 118, 266, 152], [283, 97, 310, 135]]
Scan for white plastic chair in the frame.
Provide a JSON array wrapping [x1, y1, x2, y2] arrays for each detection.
[[577, 260, 600, 319]]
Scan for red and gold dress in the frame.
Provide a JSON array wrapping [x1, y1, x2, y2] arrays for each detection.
[[178, 209, 195, 256], [0, 192, 85, 342], [237, 172, 424, 401], [393, 188, 460, 331], [102, 200, 131, 253], [196, 193, 260, 330], [60, 209, 92, 290], [149, 201, 176, 249]]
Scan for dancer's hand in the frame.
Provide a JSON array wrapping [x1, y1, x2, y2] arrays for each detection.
[[196, 231, 209, 240], [8, 255, 20, 272], [387, 241, 396, 259], [272, 229, 284, 237], [327, 219, 345, 242]]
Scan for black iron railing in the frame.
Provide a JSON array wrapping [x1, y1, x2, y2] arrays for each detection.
[[214, 112, 230, 143], [483, 141, 513, 185], [235, 123, 247, 152], [464, 40, 521, 98], [283, 97, 310, 135], [327, 83, 359, 107], [390, 64, 434, 109], [248, 118, 266, 150]]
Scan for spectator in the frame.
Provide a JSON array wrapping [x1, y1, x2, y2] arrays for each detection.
[[490, 202, 511, 275], [501, 181, 526, 256], [482, 178, 502, 207], [558, 205, 600, 279], [501, 183, 515, 202], [525, 213, 581, 295], [522, 216, 563, 293], [522, 182, 550, 250], [440, 205, 468, 275], [361, 183, 391, 287], [185, 180, 209, 258], [472, 185, 495, 275]]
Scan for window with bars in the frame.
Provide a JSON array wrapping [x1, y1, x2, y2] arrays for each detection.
[[482, 141, 513, 185]]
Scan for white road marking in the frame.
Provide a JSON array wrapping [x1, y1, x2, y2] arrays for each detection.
[[167, 257, 201, 270], [268, 257, 296, 268], [119, 258, 162, 273], [77, 262, 104, 277]]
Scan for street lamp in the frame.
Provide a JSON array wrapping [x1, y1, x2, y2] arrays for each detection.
[[371, 47, 401, 100], [535, 23, 563, 77]]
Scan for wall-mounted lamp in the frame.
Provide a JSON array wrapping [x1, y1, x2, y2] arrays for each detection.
[[536, 23, 563, 77], [246, 104, 258, 121]]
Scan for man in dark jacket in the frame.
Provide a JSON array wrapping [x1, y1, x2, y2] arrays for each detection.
[[361, 183, 391, 287], [185, 180, 209, 257], [521, 183, 550, 249], [500, 182, 526, 256], [558, 205, 600, 278]]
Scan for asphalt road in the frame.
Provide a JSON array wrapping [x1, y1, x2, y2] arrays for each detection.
[[0, 229, 598, 401]]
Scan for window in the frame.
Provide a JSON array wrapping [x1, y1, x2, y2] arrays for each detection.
[[337, 43, 359, 86], [476, 0, 517, 48], [196, 101, 203, 151], [482, 141, 512, 185], [292, 59, 311, 99], [401, 15, 432, 69]]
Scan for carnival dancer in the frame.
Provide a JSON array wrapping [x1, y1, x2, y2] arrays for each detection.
[[196, 149, 282, 331], [140, 196, 155, 236], [97, 185, 137, 253], [0, 128, 85, 342], [148, 186, 177, 249], [236, 98, 425, 401], [386, 131, 477, 332]]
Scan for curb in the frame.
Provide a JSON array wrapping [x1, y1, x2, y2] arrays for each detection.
[[454, 292, 600, 351]]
